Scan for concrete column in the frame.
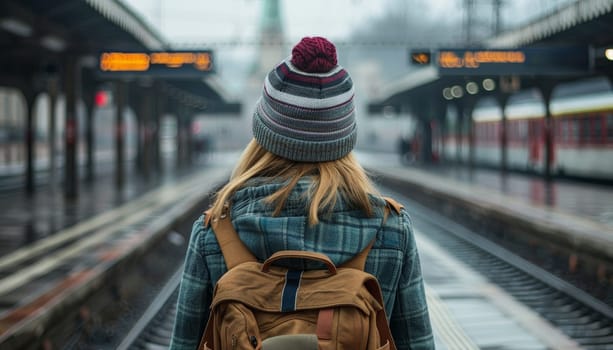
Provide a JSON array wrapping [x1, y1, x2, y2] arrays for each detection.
[[154, 83, 164, 172], [115, 80, 126, 188], [430, 100, 446, 163], [140, 87, 153, 178], [537, 82, 555, 180], [176, 103, 186, 169], [438, 104, 448, 163], [455, 102, 464, 164], [465, 102, 476, 169], [24, 89, 36, 195], [135, 89, 144, 174], [421, 119, 432, 163], [497, 94, 510, 173], [83, 85, 95, 182], [186, 107, 194, 166], [63, 57, 78, 199], [47, 78, 58, 192]]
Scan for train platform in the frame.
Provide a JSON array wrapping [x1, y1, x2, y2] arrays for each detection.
[[356, 151, 613, 230], [0, 154, 239, 258], [416, 229, 579, 350], [1, 150, 611, 349], [0, 154, 237, 349]]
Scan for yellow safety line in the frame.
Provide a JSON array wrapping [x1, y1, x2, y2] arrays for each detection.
[[426, 287, 480, 350]]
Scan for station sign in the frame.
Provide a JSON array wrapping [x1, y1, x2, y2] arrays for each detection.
[[410, 50, 432, 65], [98, 51, 214, 78], [436, 46, 589, 76]]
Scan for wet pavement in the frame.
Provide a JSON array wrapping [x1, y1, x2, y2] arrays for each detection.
[[426, 166, 613, 228], [1, 149, 611, 259], [0, 154, 235, 258], [356, 151, 613, 229]]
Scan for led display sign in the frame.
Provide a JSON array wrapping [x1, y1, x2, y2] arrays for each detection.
[[436, 47, 589, 75], [410, 50, 432, 65], [98, 51, 214, 77]]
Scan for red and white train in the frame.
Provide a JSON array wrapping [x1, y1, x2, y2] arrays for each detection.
[[437, 77, 613, 182]]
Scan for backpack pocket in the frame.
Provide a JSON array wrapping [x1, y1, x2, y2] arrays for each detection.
[[257, 309, 318, 337], [218, 303, 262, 349]]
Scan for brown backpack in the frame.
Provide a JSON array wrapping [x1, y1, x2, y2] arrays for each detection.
[[199, 198, 402, 350]]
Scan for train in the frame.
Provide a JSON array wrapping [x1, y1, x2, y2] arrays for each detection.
[[435, 77, 613, 182]]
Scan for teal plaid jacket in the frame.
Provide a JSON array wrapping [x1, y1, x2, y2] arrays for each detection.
[[170, 178, 434, 350]]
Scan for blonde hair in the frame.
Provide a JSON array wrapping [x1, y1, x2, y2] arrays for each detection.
[[210, 139, 378, 225]]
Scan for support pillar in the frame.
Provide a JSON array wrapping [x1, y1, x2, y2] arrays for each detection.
[[83, 84, 95, 182], [455, 102, 464, 164], [176, 103, 187, 169], [438, 106, 448, 163], [24, 89, 36, 195], [135, 89, 144, 174], [48, 78, 58, 192], [63, 57, 79, 199], [140, 87, 153, 178], [186, 107, 194, 166], [422, 119, 432, 163], [412, 103, 430, 164], [537, 82, 555, 180], [430, 100, 446, 163], [115, 80, 126, 188], [465, 103, 476, 169], [497, 94, 510, 173], [154, 83, 164, 172]]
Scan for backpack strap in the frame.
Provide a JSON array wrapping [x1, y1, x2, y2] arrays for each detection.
[[383, 196, 404, 214], [205, 197, 404, 271], [341, 196, 404, 270], [204, 206, 257, 269]]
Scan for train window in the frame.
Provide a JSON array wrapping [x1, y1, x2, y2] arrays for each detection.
[[506, 123, 511, 141], [519, 121, 527, 141], [570, 118, 579, 142], [592, 116, 602, 143], [495, 123, 499, 141], [561, 119, 569, 142], [581, 117, 590, 142], [607, 114, 613, 141]]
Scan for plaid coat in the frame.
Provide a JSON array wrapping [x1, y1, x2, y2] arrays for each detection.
[[170, 178, 434, 350]]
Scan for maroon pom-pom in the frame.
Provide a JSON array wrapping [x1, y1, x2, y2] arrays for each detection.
[[291, 37, 337, 73]]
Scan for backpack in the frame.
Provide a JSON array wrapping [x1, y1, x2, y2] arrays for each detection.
[[198, 198, 403, 350]]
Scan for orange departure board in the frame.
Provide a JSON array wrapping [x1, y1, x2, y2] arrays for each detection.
[[436, 47, 589, 75], [98, 51, 214, 77]]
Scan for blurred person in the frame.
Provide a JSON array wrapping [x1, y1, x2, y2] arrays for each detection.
[[169, 36, 434, 350]]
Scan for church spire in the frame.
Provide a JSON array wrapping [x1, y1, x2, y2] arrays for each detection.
[[260, 0, 283, 34], [249, 0, 286, 80]]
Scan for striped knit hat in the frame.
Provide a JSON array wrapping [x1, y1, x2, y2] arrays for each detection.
[[252, 36, 356, 162]]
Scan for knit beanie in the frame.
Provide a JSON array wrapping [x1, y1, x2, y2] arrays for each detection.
[[252, 36, 356, 162]]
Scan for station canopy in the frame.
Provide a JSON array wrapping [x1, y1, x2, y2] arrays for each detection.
[[0, 0, 240, 113], [370, 0, 613, 113]]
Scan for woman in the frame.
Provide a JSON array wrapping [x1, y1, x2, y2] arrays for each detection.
[[170, 36, 434, 350]]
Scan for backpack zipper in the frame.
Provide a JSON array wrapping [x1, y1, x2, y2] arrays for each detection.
[[249, 335, 258, 348], [231, 334, 237, 349]]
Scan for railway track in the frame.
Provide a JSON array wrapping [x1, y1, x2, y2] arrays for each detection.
[[118, 183, 613, 349], [0, 168, 229, 350], [385, 186, 613, 349], [116, 267, 181, 350]]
